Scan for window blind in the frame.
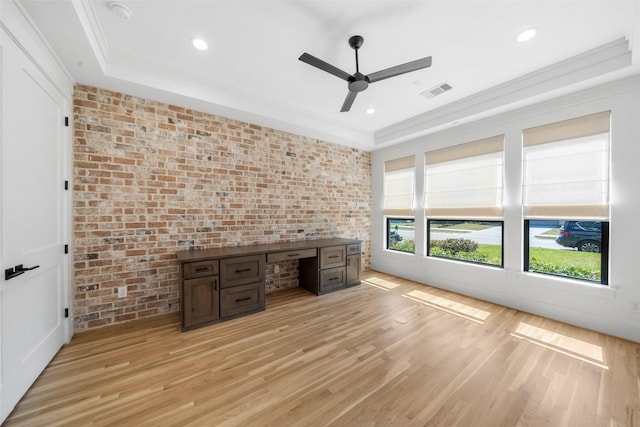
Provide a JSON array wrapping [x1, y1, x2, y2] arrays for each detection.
[[424, 135, 504, 219], [384, 156, 415, 216], [522, 111, 610, 220]]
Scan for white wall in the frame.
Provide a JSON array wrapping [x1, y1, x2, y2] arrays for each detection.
[[372, 74, 640, 343]]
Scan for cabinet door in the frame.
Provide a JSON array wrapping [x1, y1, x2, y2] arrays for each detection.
[[346, 255, 361, 285], [184, 276, 219, 327]]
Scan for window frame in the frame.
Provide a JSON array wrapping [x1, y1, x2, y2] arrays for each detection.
[[386, 216, 416, 254], [427, 219, 504, 268], [523, 219, 609, 285]]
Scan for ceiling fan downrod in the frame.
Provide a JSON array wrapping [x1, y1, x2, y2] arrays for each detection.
[[348, 35, 368, 93], [349, 35, 364, 74]]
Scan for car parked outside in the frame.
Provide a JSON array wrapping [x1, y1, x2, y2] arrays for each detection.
[[555, 221, 601, 253], [389, 228, 403, 245]]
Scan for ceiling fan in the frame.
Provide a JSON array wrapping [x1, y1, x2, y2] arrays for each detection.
[[298, 35, 432, 112]]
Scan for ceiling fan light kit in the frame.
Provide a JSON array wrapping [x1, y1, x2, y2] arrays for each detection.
[[299, 35, 432, 112]]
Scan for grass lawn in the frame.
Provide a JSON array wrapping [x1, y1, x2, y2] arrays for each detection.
[[476, 244, 502, 265], [395, 224, 415, 231], [470, 245, 600, 273], [539, 228, 560, 237], [529, 247, 600, 270], [430, 222, 492, 231]]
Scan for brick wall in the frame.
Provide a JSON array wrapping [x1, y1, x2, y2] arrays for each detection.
[[72, 85, 371, 331]]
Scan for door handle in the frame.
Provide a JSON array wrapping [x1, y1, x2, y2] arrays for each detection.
[[5, 264, 40, 281]]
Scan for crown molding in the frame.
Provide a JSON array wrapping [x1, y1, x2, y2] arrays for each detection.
[[67, 1, 374, 149], [2, 0, 74, 92], [63, 2, 637, 152], [375, 38, 633, 147], [70, 0, 108, 71]]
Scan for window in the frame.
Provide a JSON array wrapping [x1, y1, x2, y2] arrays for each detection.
[[522, 112, 610, 284], [428, 220, 503, 266], [387, 217, 416, 253], [425, 136, 504, 266], [384, 156, 415, 254]]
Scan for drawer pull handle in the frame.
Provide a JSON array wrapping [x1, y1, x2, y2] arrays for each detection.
[[287, 253, 300, 257], [195, 267, 209, 272], [328, 277, 339, 281], [235, 268, 251, 273], [329, 255, 339, 259], [236, 297, 252, 302]]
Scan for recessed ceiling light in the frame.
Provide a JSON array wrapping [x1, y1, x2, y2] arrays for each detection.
[[366, 108, 375, 115], [517, 28, 538, 42], [192, 38, 208, 51], [110, 2, 133, 20]]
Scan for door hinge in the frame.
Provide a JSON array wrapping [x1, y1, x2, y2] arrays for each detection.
[[64, 308, 69, 318], [64, 116, 69, 127], [64, 180, 69, 190], [64, 244, 69, 254]]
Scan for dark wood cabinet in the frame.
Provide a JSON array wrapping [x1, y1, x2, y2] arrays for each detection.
[[178, 238, 361, 331], [219, 254, 266, 320], [182, 261, 220, 330], [301, 243, 361, 295], [346, 243, 361, 286]]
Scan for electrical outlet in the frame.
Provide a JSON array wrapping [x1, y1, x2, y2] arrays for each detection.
[[118, 286, 127, 298], [632, 302, 640, 313], [274, 265, 280, 274]]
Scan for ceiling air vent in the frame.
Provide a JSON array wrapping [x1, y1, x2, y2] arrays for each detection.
[[420, 82, 452, 99]]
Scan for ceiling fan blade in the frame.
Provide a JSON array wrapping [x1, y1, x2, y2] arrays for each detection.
[[367, 56, 432, 83], [299, 53, 352, 81], [340, 91, 358, 112]]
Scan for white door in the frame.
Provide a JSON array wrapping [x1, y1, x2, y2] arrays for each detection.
[[0, 34, 69, 421]]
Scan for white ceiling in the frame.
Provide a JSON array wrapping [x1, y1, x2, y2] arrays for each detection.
[[18, 0, 640, 150]]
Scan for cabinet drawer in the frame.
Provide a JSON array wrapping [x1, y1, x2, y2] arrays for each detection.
[[320, 246, 346, 269], [183, 259, 219, 279], [320, 266, 346, 293], [220, 255, 265, 288], [220, 282, 265, 318], [347, 243, 361, 256], [267, 248, 317, 263]]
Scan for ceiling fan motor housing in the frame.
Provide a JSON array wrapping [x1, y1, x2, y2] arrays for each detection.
[[349, 72, 369, 92]]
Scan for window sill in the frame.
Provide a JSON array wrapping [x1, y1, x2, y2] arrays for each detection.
[[384, 249, 416, 256], [425, 254, 504, 271], [517, 271, 615, 300]]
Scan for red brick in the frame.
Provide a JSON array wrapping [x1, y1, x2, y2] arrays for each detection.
[[72, 85, 371, 332]]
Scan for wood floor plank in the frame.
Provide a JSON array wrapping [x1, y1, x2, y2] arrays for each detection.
[[5, 271, 640, 426]]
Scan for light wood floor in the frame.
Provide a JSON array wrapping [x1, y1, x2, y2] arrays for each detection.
[[6, 271, 640, 426]]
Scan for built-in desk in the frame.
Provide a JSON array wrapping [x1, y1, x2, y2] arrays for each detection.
[[176, 238, 362, 331]]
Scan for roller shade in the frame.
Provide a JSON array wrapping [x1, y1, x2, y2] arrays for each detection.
[[523, 112, 610, 220], [384, 156, 415, 216], [425, 136, 504, 219]]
